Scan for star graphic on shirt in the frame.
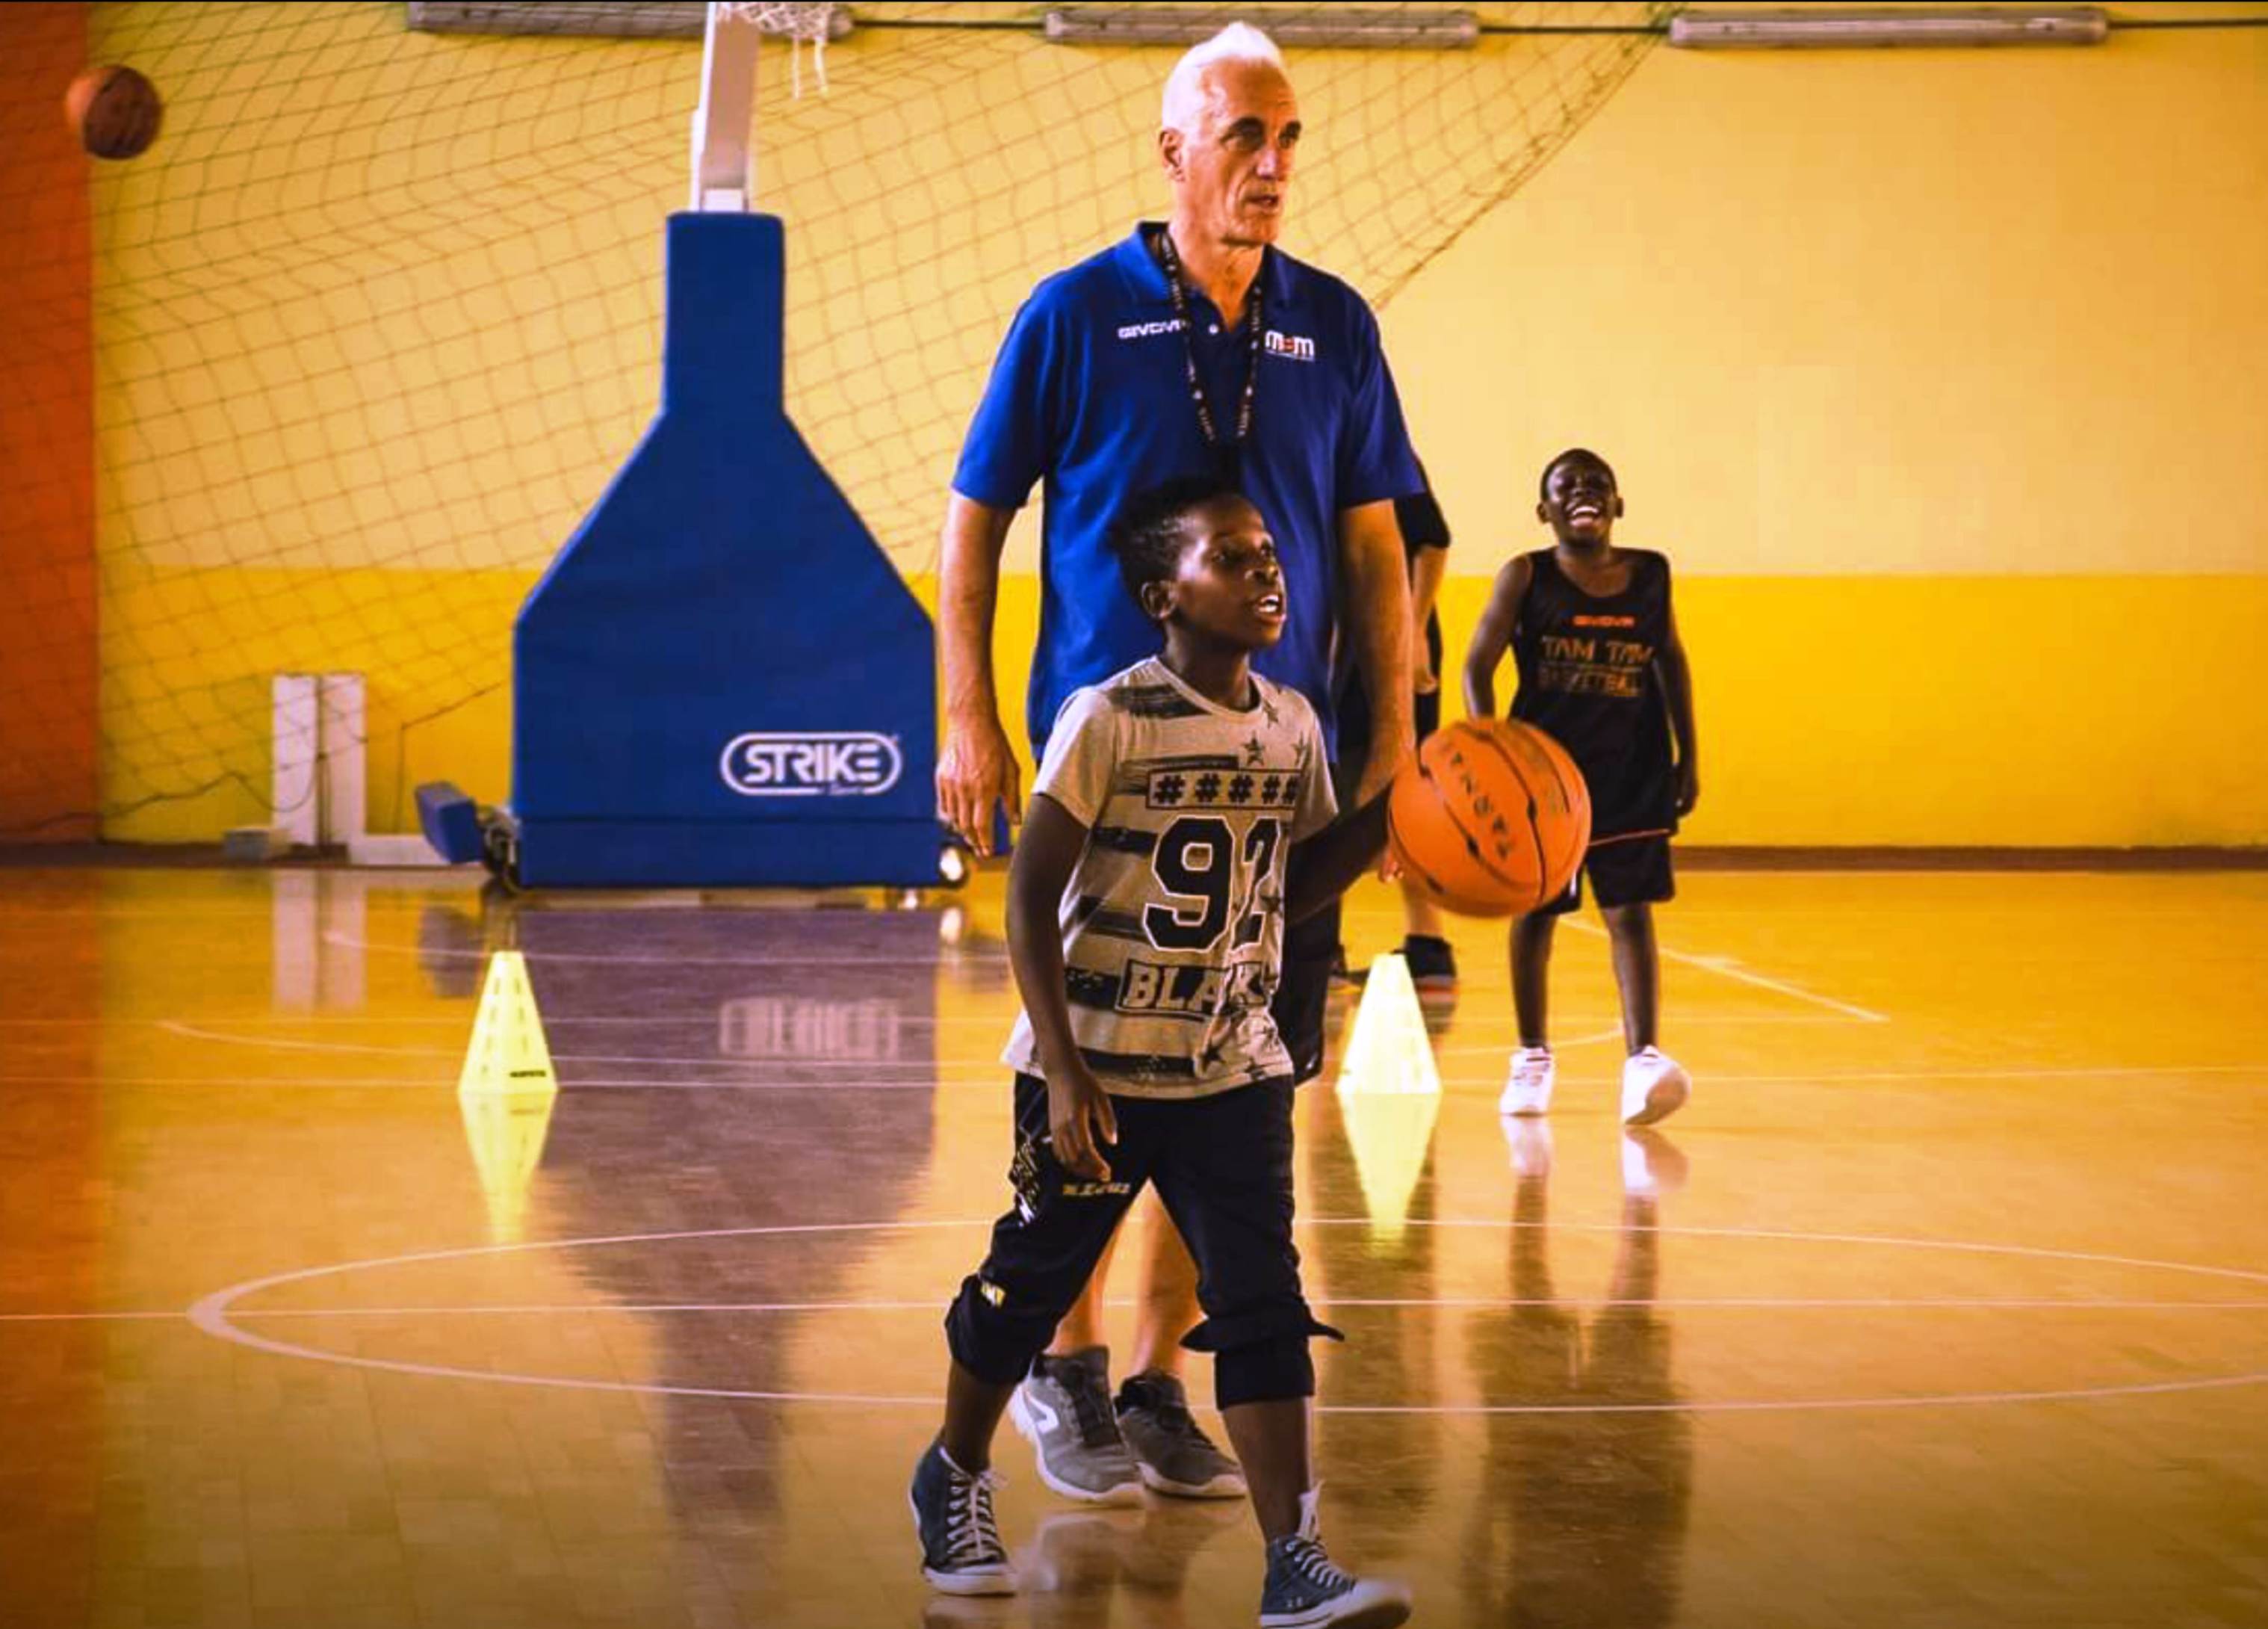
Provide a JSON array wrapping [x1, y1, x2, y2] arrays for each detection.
[[1200, 1039, 1228, 1070], [1261, 696, 1280, 726], [1243, 734, 1267, 765]]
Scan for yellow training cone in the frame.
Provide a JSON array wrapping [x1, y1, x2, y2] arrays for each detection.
[[1334, 952, 1441, 1241], [458, 950, 557, 1098], [1334, 952, 1440, 1098]]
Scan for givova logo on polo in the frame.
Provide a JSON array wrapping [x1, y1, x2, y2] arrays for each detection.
[[719, 732, 904, 797]]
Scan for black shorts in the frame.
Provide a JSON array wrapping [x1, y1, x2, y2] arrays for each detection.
[[943, 1075, 1339, 1409], [1538, 832, 1675, 916]]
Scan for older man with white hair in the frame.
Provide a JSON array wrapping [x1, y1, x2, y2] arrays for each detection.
[[928, 25, 1419, 1620]]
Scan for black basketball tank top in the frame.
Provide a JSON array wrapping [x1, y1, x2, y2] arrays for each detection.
[[1508, 548, 1678, 841]]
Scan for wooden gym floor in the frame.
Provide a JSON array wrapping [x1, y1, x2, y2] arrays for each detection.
[[3, 864, 2264, 1628]]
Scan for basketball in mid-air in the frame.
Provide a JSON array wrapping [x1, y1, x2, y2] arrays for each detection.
[[66, 66, 163, 161], [1387, 718, 1591, 918]]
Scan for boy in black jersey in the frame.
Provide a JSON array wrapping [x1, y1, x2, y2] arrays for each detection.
[[1463, 449, 1700, 1128]]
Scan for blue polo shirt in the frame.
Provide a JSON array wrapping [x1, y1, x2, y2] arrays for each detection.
[[953, 223, 1422, 758]]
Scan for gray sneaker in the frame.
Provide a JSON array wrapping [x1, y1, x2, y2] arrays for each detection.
[[1008, 1347, 1142, 1506], [1115, 1370, 1246, 1498]]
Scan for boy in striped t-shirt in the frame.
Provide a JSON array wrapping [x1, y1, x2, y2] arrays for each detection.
[[911, 477, 1411, 1629]]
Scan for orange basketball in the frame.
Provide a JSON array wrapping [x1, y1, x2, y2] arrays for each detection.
[[1387, 718, 1591, 918], [66, 65, 162, 161]]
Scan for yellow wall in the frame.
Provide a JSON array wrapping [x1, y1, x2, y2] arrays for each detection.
[[965, 5, 2268, 847], [83, 3, 2268, 845]]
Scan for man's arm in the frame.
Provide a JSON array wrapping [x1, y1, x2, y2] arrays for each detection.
[[1408, 542, 1448, 696], [935, 492, 1022, 857], [1286, 794, 1389, 923], [1338, 497, 1414, 806]]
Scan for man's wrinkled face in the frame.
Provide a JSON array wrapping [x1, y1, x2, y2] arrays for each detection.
[[1162, 60, 1301, 249]]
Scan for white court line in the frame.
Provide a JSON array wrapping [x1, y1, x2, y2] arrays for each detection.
[[322, 930, 1001, 967], [342, 920, 1886, 1015], [35, 1014, 1011, 1033], [1561, 917, 1890, 1024], [231, 1296, 2268, 1316], [5, 1063, 2267, 1092], [182, 1217, 2268, 1417], [156, 1020, 959, 1069], [156, 1017, 1623, 1066], [1440, 1027, 1624, 1055], [158, 1021, 457, 1059], [18, 1295, 2268, 1325], [9, 1010, 1857, 1033]]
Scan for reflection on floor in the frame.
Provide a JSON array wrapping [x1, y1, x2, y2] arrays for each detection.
[[2, 865, 2266, 1628]]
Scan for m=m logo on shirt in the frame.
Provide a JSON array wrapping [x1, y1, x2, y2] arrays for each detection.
[[1265, 330, 1316, 362]]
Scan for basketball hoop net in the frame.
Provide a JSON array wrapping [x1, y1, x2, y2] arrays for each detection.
[[692, 1, 846, 212], [718, 1, 845, 98]]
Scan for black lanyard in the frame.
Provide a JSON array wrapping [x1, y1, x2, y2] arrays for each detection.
[[1150, 226, 1263, 480]]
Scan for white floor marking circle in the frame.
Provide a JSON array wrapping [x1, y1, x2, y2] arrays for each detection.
[[184, 1218, 2268, 1416]]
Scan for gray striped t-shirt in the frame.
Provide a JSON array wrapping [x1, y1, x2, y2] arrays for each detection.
[[1003, 657, 1337, 1099]]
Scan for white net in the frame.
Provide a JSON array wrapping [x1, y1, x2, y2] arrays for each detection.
[[716, 1, 847, 96], [0, 1, 1675, 840]]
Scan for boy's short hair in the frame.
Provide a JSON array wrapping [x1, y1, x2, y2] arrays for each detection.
[[1540, 446, 1616, 501], [1106, 475, 1250, 613]]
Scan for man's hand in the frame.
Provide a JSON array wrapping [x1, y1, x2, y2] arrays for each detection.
[[1354, 728, 1413, 882], [1676, 760, 1701, 819], [936, 714, 1022, 858], [1047, 1064, 1118, 1182], [1412, 608, 1439, 696], [1351, 722, 1413, 812]]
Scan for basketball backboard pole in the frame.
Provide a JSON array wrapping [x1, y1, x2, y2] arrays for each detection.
[[690, 2, 761, 211]]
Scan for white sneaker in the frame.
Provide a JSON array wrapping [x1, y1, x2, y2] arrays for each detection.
[[1499, 1047, 1555, 1117], [1620, 1047, 1691, 1126]]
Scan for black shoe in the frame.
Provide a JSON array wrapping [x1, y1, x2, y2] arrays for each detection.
[[1401, 935, 1457, 991], [1329, 946, 1366, 989], [910, 1441, 1016, 1595], [1259, 1533, 1410, 1628]]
